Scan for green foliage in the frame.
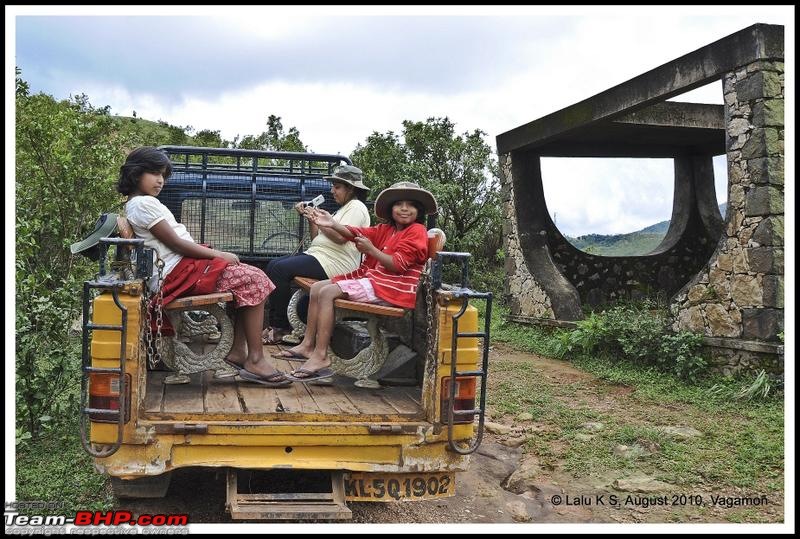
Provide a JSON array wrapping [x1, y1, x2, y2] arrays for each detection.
[[351, 130, 409, 194], [554, 302, 707, 380], [193, 128, 225, 148], [469, 257, 505, 299], [735, 370, 773, 401], [15, 69, 132, 438], [556, 312, 610, 357], [16, 418, 114, 515], [351, 117, 503, 276], [659, 332, 707, 382], [235, 114, 307, 152], [155, 120, 192, 145]]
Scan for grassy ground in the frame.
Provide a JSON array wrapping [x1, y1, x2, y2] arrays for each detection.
[[16, 418, 115, 516], [484, 304, 785, 523]]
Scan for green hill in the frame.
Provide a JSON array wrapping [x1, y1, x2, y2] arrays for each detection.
[[566, 231, 664, 256], [566, 203, 726, 256], [110, 115, 195, 146]]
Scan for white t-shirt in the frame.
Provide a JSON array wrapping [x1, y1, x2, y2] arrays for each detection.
[[304, 199, 370, 277], [125, 195, 193, 278]]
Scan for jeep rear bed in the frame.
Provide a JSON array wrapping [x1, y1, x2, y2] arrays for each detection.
[[142, 347, 424, 423]]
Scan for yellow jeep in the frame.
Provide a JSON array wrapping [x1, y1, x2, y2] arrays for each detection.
[[80, 146, 492, 520]]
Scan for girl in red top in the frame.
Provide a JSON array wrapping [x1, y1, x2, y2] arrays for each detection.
[[277, 182, 437, 382]]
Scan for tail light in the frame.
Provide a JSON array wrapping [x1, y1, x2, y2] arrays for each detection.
[[440, 376, 476, 424], [89, 373, 131, 423]]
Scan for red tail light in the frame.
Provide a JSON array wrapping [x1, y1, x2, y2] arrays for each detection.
[[89, 373, 131, 423], [441, 377, 476, 424]]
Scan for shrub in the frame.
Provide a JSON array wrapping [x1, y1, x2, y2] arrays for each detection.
[[558, 301, 709, 381]]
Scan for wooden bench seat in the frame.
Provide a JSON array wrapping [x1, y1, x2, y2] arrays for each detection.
[[164, 292, 234, 311], [293, 277, 405, 318]]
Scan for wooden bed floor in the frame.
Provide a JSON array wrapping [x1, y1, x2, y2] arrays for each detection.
[[142, 346, 423, 419]]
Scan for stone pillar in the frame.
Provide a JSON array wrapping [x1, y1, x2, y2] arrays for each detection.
[[499, 152, 556, 320], [672, 60, 784, 366]]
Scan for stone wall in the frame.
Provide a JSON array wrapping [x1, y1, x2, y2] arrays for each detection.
[[499, 153, 556, 319], [671, 59, 785, 374], [671, 60, 784, 349]]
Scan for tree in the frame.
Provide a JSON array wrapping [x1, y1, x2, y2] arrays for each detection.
[[15, 69, 132, 439], [402, 117, 501, 257], [351, 117, 502, 263], [193, 128, 225, 148], [350, 131, 411, 195], [235, 115, 306, 152]]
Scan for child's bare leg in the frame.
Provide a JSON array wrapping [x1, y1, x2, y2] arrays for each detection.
[[230, 300, 282, 378], [227, 310, 247, 361], [292, 283, 343, 377], [283, 279, 330, 357]]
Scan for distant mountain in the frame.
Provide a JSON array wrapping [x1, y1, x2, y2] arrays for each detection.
[[566, 203, 727, 256]]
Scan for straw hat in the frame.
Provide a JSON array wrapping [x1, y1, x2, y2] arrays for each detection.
[[374, 181, 437, 220]]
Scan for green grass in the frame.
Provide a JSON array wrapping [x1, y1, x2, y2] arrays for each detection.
[[478, 302, 566, 358], [16, 419, 114, 516]]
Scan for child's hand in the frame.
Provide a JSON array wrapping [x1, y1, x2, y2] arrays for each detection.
[[353, 234, 376, 255], [218, 251, 240, 265]]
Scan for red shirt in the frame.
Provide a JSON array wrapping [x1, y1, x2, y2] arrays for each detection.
[[332, 223, 428, 308]]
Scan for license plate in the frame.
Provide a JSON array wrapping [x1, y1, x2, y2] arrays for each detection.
[[344, 472, 455, 501]]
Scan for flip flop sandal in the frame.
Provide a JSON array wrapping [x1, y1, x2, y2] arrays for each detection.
[[271, 350, 308, 361], [222, 358, 243, 373], [287, 367, 335, 382], [238, 368, 293, 387]]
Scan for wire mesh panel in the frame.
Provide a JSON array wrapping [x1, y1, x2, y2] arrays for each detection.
[[157, 146, 351, 261]]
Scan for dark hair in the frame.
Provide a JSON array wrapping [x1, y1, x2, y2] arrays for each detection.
[[354, 189, 368, 203], [117, 147, 173, 196], [387, 199, 426, 225]]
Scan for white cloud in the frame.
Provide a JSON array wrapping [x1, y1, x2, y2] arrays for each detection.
[[10, 6, 793, 237]]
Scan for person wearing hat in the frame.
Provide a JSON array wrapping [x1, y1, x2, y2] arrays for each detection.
[[262, 164, 370, 345], [275, 181, 438, 381]]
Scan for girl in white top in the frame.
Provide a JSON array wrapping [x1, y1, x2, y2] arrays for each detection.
[[119, 147, 290, 387]]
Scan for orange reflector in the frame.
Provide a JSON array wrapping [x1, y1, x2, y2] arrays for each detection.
[[441, 376, 477, 424], [89, 373, 130, 423], [90, 373, 120, 397]]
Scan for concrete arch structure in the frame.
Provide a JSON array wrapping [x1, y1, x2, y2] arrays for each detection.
[[497, 24, 784, 374]]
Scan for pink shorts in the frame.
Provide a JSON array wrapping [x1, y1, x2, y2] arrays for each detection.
[[336, 278, 391, 305]]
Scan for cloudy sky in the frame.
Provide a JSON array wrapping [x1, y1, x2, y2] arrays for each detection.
[[4, 7, 795, 525], [8, 5, 794, 237]]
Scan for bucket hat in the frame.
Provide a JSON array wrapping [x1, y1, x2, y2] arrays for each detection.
[[324, 164, 370, 192], [70, 213, 119, 260], [374, 181, 437, 220]]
